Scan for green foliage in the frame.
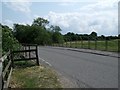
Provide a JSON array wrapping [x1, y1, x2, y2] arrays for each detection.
[[3, 17, 119, 49], [32, 17, 49, 27], [64, 32, 118, 42], [64, 32, 79, 41], [2, 24, 19, 53], [50, 25, 64, 43], [13, 17, 64, 45], [89, 32, 97, 40]]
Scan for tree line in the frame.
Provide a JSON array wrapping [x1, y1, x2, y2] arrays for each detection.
[[64, 32, 120, 41], [1, 17, 120, 53], [13, 17, 64, 45], [13, 17, 120, 43]]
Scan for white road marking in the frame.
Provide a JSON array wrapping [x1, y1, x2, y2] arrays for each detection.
[[45, 61, 52, 67], [39, 58, 52, 67]]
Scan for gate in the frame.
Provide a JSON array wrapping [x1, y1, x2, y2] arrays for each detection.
[[0, 44, 39, 89]]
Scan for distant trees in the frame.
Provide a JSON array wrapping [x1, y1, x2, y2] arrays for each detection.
[[50, 25, 64, 43], [32, 17, 49, 27], [2, 16, 119, 51], [64, 32, 95, 41], [64, 31, 119, 42], [89, 32, 97, 40], [119, 34, 120, 39]]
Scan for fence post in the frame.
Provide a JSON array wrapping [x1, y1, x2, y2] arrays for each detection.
[[81, 38, 83, 48], [88, 38, 90, 49], [29, 46, 31, 58], [66, 41, 67, 47], [10, 50, 14, 68], [95, 39, 97, 50], [0, 60, 3, 90], [1, 73, 3, 90], [70, 40, 72, 48], [35, 45, 39, 66], [25, 45, 27, 57], [105, 38, 108, 51], [75, 40, 77, 48]]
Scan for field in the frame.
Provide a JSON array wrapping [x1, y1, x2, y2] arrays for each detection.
[[55, 39, 119, 52]]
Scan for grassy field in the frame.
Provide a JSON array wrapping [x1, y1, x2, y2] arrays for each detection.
[[9, 61, 61, 88], [55, 39, 119, 52]]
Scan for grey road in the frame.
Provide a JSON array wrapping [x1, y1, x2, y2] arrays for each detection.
[[38, 46, 118, 88]]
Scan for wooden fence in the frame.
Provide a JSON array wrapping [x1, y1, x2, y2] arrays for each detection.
[[0, 44, 39, 89], [12, 44, 39, 67], [1, 50, 12, 89]]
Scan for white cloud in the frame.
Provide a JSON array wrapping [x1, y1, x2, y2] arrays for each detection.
[[45, 0, 118, 35], [2, 19, 13, 28], [2, 0, 119, 35], [58, 2, 77, 6], [2, 19, 32, 29], [79, 0, 118, 12], [3, 0, 118, 2], [3, 0, 32, 14]]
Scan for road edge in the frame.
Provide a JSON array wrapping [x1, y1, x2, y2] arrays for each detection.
[[47, 46, 119, 58]]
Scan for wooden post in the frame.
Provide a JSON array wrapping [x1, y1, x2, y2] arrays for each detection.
[[0, 61, 3, 90], [35, 45, 39, 66], [1, 74, 4, 90], [10, 50, 14, 68], [25, 45, 27, 57], [29, 46, 30, 58]]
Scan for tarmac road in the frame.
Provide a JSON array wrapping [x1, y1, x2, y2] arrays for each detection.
[[38, 46, 118, 88]]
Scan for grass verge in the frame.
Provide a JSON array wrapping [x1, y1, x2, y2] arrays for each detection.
[[9, 61, 62, 88]]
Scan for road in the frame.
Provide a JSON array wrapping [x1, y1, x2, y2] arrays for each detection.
[[38, 46, 118, 88]]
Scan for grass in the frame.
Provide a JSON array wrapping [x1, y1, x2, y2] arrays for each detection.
[[9, 61, 62, 88], [55, 39, 119, 52]]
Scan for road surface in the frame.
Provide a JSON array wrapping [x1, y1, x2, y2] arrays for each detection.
[[38, 46, 118, 88]]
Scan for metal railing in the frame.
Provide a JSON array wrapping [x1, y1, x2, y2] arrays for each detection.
[[52, 39, 119, 52]]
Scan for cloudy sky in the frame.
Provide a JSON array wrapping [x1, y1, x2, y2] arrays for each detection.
[[1, 0, 119, 36]]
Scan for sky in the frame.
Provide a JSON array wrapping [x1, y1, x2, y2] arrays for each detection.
[[1, 0, 119, 36]]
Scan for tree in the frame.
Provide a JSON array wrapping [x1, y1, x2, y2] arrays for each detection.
[[13, 17, 65, 45], [118, 34, 120, 39], [90, 31, 97, 40], [50, 25, 64, 43], [50, 25, 61, 32], [98, 35, 105, 40], [32, 17, 49, 27], [2, 24, 19, 53]]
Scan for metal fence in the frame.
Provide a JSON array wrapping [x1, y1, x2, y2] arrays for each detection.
[[52, 39, 119, 52]]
